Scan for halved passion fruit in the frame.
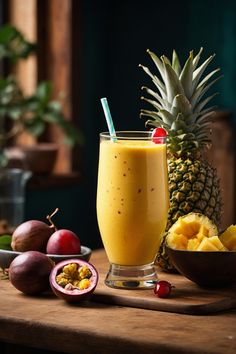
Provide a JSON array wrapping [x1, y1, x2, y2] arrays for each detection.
[[49, 259, 98, 302]]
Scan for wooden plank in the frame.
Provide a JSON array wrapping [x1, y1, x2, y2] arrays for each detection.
[[0, 249, 236, 354], [9, 0, 37, 146], [9, 0, 37, 95], [203, 111, 235, 230], [9, 0, 76, 173], [37, 0, 73, 173], [91, 249, 236, 315]]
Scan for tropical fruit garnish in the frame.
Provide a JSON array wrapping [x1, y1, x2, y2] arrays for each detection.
[[219, 225, 236, 251], [165, 212, 226, 251], [151, 127, 167, 144], [139, 48, 222, 269], [154, 280, 173, 298]]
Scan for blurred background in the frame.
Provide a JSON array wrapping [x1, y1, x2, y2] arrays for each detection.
[[0, 0, 235, 248]]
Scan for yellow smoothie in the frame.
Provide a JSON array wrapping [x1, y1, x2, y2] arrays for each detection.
[[97, 138, 169, 266]]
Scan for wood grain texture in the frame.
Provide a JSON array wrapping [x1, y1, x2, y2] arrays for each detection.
[[9, 0, 38, 147], [37, 0, 72, 173], [92, 249, 236, 315], [0, 249, 236, 354], [203, 111, 236, 229]]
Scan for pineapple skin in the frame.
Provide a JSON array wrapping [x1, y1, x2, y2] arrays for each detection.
[[157, 157, 222, 272], [167, 157, 221, 228]]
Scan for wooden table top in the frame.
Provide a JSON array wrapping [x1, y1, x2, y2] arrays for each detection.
[[0, 249, 236, 354]]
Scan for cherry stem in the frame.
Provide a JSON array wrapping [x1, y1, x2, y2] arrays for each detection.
[[47, 208, 59, 231]]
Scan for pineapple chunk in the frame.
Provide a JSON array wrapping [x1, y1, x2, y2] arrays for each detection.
[[197, 237, 218, 251], [209, 236, 227, 251], [187, 238, 200, 251], [166, 213, 218, 250], [197, 236, 226, 251], [166, 232, 188, 250], [196, 224, 209, 241], [169, 213, 217, 237], [173, 219, 199, 238], [219, 225, 236, 251], [172, 219, 188, 235]]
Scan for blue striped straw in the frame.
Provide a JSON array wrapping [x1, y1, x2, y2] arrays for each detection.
[[100, 97, 117, 141]]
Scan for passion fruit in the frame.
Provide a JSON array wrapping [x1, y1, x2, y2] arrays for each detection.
[[9, 251, 54, 295], [11, 220, 53, 252], [50, 259, 98, 302], [46, 229, 81, 255]]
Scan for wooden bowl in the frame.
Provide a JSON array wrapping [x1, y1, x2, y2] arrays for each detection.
[[166, 247, 236, 287], [0, 246, 92, 270]]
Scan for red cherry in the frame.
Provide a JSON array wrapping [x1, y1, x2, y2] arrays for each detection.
[[46, 229, 81, 255], [154, 280, 172, 298], [151, 127, 167, 144]]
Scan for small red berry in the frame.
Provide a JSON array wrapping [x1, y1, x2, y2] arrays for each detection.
[[154, 280, 172, 298], [151, 127, 167, 144]]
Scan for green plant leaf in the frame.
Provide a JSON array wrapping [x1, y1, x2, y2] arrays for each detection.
[[147, 49, 166, 81], [172, 50, 181, 76], [0, 151, 8, 167], [0, 235, 12, 250], [35, 82, 52, 102], [0, 24, 36, 62], [25, 118, 46, 137], [179, 51, 194, 98], [43, 112, 61, 124], [48, 100, 62, 113], [0, 24, 17, 44], [163, 63, 185, 103], [7, 107, 23, 120], [0, 25, 82, 148], [60, 120, 83, 145]]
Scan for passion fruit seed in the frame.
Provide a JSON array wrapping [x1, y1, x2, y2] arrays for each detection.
[[78, 278, 91, 290], [56, 263, 92, 291], [78, 265, 92, 279], [62, 263, 78, 277], [55, 272, 71, 287], [154, 280, 173, 298]]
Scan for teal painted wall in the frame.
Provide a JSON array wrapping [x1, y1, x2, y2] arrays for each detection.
[[25, 183, 102, 250]]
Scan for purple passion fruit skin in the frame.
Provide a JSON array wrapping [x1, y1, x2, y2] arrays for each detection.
[[46, 229, 81, 255], [9, 251, 54, 295], [11, 220, 53, 252], [50, 259, 98, 302]]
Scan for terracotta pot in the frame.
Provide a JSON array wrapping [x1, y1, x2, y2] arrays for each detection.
[[6, 144, 59, 174]]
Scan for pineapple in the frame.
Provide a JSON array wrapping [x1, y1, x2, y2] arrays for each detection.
[[197, 236, 226, 251], [139, 48, 222, 271], [219, 225, 236, 251], [166, 212, 218, 250], [166, 212, 227, 252]]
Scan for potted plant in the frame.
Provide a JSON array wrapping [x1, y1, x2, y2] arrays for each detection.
[[0, 24, 81, 173]]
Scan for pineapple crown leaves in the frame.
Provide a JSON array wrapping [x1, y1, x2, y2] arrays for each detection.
[[139, 48, 222, 157]]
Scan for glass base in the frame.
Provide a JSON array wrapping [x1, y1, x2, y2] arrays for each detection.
[[105, 262, 158, 289]]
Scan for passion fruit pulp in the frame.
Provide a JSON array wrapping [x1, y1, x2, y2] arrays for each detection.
[[50, 259, 99, 302]]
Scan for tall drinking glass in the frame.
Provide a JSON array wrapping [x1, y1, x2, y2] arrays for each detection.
[[96, 131, 169, 289]]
